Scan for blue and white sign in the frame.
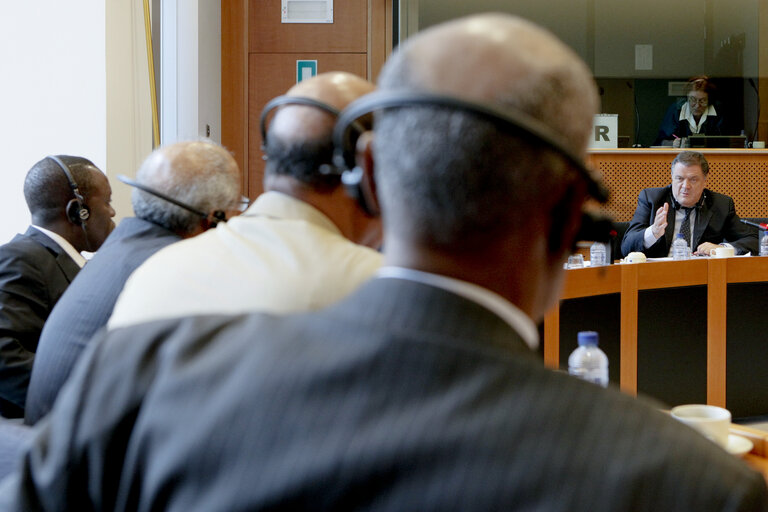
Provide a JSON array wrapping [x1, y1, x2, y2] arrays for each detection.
[[296, 60, 317, 83]]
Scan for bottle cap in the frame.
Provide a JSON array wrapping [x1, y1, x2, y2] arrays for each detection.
[[577, 331, 599, 346]]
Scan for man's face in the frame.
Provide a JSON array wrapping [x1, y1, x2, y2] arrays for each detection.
[[84, 168, 116, 250], [687, 91, 709, 118], [671, 163, 707, 208]]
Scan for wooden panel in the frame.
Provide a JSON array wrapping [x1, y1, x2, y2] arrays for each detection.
[[620, 263, 638, 395], [250, 0, 367, 53], [543, 308, 559, 369], [222, 0, 249, 195], [727, 255, 768, 283], [247, 53, 367, 198], [707, 258, 727, 407], [368, 0, 391, 82], [635, 259, 708, 289], [559, 265, 621, 299], [588, 149, 768, 222]]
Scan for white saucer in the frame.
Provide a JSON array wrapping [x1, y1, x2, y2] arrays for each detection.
[[726, 434, 753, 456]]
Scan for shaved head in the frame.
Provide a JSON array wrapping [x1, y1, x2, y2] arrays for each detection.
[[264, 72, 375, 188]]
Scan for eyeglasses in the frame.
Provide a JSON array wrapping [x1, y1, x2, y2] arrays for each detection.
[[687, 96, 708, 107]]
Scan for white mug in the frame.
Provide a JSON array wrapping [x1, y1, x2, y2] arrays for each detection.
[[670, 404, 731, 447], [710, 246, 735, 258]]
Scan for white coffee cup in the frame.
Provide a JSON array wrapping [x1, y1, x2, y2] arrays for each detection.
[[753, 141, 765, 149], [670, 404, 731, 447], [709, 246, 735, 258]]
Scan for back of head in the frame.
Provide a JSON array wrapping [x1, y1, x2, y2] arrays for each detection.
[[264, 72, 375, 191], [374, 14, 599, 248], [24, 156, 99, 226], [132, 140, 241, 235]]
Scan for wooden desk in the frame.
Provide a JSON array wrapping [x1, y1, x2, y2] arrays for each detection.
[[543, 257, 768, 416]]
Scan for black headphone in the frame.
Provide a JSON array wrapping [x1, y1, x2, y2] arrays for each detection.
[[332, 91, 609, 215], [46, 155, 90, 226], [259, 95, 365, 176], [117, 175, 227, 227]]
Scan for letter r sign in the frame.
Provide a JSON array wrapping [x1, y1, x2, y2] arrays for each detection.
[[590, 114, 618, 148]]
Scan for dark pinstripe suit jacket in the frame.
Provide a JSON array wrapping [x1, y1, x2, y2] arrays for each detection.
[[2, 278, 766, 511], [24, 218, 181, 425], [0, 227, 80, 418]]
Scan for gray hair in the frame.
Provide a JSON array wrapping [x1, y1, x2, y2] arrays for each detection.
[[132, 140, 241, 234], [374, 15, 599, 247]]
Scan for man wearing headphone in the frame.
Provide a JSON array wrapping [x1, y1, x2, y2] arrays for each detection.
[[106, 71, 382, 329], [621, 150, 757, 257], [0, 156, 114, 418], [2, 15, 765, 510], [24, 140, 241, 425]]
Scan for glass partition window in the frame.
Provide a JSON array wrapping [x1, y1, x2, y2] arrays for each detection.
[[414, 0, 761, 147]]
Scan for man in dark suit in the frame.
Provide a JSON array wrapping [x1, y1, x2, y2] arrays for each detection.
[[622, 150, 757, 257], [0, 156, 114, 418], [24, 140, 241, 425], [1, 14, 766, 511]]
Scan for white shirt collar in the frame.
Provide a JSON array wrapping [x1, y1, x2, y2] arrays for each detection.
[[242, 191, 342, 236], [679, 102, 717, 134], [31, 225, 86, 268], [375, 266, 539, 350]]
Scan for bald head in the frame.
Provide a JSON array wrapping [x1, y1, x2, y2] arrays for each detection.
[[265, 72, 375, 188], [132, 139, 241, 235], [374, 13, 599, 248]]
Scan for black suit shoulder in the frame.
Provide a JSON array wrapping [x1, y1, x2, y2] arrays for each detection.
[[0, 229, 79, 416]]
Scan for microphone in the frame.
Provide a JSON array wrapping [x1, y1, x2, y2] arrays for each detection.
[[741, 219, 768, 230], [117, 175, 226, 226]]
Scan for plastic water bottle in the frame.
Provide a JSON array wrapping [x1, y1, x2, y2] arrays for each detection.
[[568, 331, 609, 387], [761, 230, 768, 257], [671, 233, 690, 260], [589, 241, 608, 267]]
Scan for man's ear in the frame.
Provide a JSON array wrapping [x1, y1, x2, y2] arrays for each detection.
[[342, 130, 380, 217]]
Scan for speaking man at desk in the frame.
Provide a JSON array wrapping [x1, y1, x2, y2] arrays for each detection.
[[622, 150, 757, 258]]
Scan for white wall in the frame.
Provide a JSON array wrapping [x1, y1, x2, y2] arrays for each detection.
[[0, 2, 107, 244], [0, 1, 220, 245]]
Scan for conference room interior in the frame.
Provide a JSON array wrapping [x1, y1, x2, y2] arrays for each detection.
[[7, 0, 768, 472]]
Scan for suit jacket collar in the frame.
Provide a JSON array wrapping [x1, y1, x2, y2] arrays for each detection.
[[329, 277, 537, 358], [24, 226, 81, 282]]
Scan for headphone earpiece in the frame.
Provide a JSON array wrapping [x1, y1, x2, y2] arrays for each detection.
[[47, 156, 90, 227], [341, 166, 378, 217], [66, 199, 90, 225]]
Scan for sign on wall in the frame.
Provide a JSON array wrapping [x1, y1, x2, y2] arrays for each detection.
[[296, 60, 318, 83], [282, 0, 333, 24]]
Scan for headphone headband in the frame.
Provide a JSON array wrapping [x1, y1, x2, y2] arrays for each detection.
[[47, 155, 84, 202], [117, 175, 226, 225], [331, 90, 609, 203], [260, 95, 343, 147]]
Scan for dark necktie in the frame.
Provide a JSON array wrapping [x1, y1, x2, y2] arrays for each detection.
[[679, 207, 693, 245]]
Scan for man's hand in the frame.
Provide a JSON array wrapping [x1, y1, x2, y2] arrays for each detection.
[[651, 203, 669, 239], [695, 242, 721, 256]]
